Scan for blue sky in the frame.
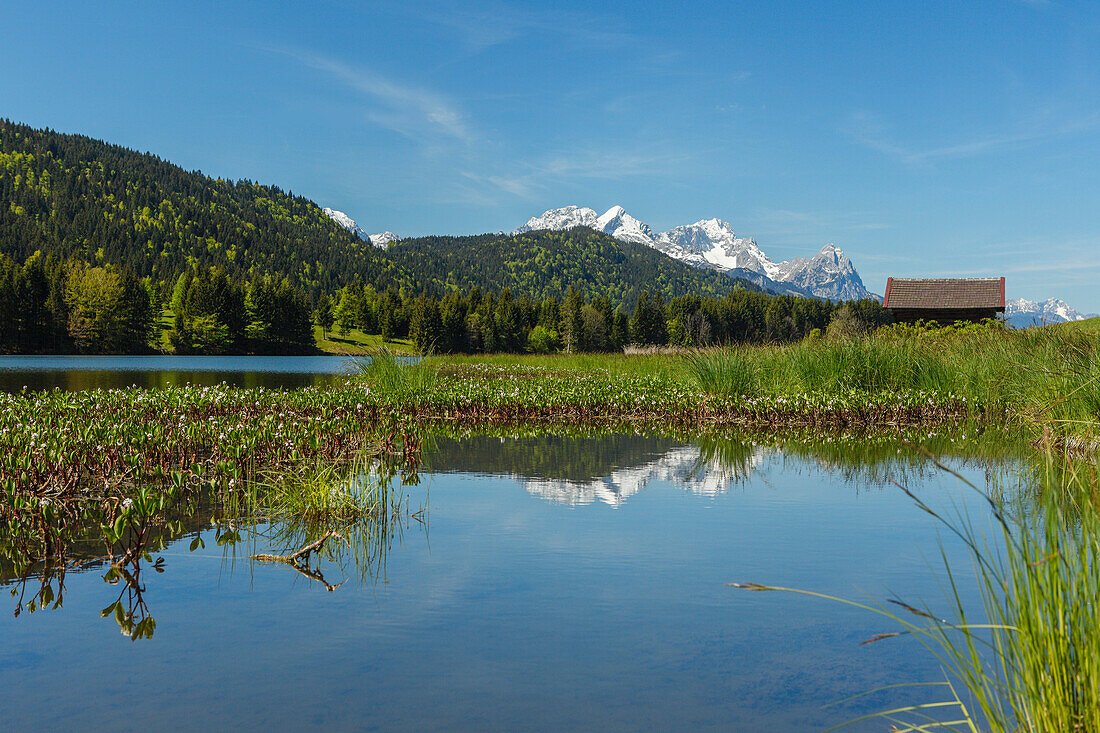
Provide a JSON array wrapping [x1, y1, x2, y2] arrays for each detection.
[[4, 0, 1100, 309]]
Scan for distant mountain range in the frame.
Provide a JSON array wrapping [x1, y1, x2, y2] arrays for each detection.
[[316, 203, 1100, 323], [515, 205, 877, 302], [1005, 297, 1099, 329]]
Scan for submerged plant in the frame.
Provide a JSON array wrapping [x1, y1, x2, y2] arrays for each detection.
[[248, 452, 410, 523]]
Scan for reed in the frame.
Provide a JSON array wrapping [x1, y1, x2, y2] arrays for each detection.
[[734, 448, 1100, 731], [248, 453, 403, 522], [683, 346, 760, 397], [353, 347, 438, 404], [682, 328, 1100, 436]]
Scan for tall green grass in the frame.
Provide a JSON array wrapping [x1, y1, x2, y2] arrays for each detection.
[[685, 329, 1100, 432], [353, 347, 438, 404], [250, 457, 400, 522], [683, 347, 760, 397]]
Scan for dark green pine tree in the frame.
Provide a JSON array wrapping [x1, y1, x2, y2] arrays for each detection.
[[494, 288, 522, 352], [560, 287, 584, 353], [630, 291, 668, 346], [410, 295, 443, 354], [314, 293, 334, 340]]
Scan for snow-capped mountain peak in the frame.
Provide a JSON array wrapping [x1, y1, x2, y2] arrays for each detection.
[[771, 243, 870, 302], [512, 205, 877, 301], [369, 231, 400, 248], [595, 205, 656, 245], [1006, 297, 1098, 328], [322, 207, 368, 241], [514, 205, 599, 234], [657, 218, 776, 276]]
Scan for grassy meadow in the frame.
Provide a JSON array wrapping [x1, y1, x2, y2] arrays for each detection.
[[156, 302, 416, 355], [402, 321, 1100, 442], [312, 325, 415, 355]]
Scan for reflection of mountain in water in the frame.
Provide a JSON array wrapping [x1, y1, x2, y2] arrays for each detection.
[[423, 431, 1033, 508], [524, 444, 770, 506], [424, 434, 769, 507]]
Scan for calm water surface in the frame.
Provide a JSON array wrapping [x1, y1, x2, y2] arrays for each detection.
[[0, 355, 357, 391], [0, 432, 1017, 731]]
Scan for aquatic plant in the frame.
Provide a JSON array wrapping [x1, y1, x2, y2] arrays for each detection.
[[352, 347, 437, 404], [425, 326, 1100, 441], [684, 347, 759, 397]]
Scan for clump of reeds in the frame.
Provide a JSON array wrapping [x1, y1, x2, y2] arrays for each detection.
[[353, 347, 438, 404], [250, 456, 399, 522], [683, 347, 760, 397], [679, 327, 1100, 440]]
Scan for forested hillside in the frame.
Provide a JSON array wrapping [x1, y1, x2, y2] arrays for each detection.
[[0, 120, 760, 307], [386, 228, 757, 305], [0, 119, 412, 296]]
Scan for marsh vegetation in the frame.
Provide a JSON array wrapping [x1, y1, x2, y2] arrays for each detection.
[[2, 321, 1098, 728]]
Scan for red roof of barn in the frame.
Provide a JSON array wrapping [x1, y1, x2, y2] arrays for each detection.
[[883, 277, 1005, 310]]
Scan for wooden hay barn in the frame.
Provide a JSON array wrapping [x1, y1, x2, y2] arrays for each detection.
[[883, 277, 1005, 325]]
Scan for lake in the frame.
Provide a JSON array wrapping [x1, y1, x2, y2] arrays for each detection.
[[0, 429, 1020, 731], [0, 355, 358, 391]]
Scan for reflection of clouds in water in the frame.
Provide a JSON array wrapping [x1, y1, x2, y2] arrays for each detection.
[[524, 445, 773, 507]]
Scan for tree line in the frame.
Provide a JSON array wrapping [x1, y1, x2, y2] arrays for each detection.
[[0, 251, 313, 354], [0, 247, 890, 355], [0, 119, 406, 298], [318, 281, 891, 354], [0, 119, 892, 356]]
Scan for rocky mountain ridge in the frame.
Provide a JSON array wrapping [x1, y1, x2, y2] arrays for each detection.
[[1005, 297, 1098, 328], [322, 208, 400, 249], [516, 205, 877, 301]]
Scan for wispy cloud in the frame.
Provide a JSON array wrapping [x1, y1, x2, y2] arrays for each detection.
[[273, 48, 472, 143], [845, 109, 1100, 166], [934, 259, 1100, 276], [920, 236, 1100, 281], [452, 147, 693, 206], [536, 148, 691, 180], [459, 171, 539, 200]]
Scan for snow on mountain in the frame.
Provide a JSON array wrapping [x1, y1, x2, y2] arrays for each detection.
[[1005, 297, 1099, 329], [322, 207, 368, 241], [368, 231, 400, 248], [515, 205, 600, 234], [593, 205, 657, 247], [657, 218, 774, 274], [514, 205, 877, 301]]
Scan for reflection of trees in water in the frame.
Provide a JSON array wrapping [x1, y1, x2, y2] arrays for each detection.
[[423, 433, 685, 484], [0, 369, 337, 393]]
